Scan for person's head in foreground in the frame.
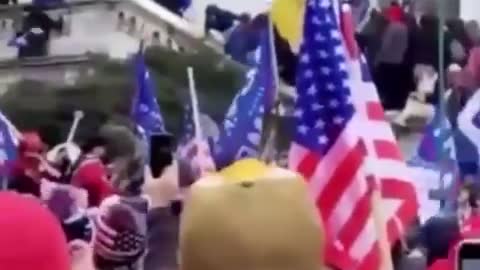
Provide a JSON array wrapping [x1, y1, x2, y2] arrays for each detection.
[[0, 192, 95, 270], [179, 159, 325, 270]]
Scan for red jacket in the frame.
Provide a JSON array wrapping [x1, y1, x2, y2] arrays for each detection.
[[71, 156, 115, 207]]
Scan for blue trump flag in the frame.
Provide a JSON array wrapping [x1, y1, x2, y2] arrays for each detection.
[[411, 105, 458, 210], [0, 112, 18, 181], [131, 52, 166, 138], [212, 28, 275, 169], [458, 89, 480, 176], [416, 108, 456, 166]]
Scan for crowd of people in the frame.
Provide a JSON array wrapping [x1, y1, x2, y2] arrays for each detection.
[[1, 125, 181, 270], [4, 126, 480, 270], [6, 1, 480, 270], [358, 1, 480, 110]]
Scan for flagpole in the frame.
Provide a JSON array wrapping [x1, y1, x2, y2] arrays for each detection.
[[268, 14, 280, 98], [437, 0, 447, 209], [260, 13, 281, 163], [187, 67, 203, 142], [66, 110, 84, 144]]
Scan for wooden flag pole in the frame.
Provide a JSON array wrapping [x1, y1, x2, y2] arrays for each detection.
[[259, 13, 281, 163], [187, 67, 203, 142]]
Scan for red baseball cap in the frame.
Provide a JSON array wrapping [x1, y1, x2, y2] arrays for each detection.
[[0, 192, 70, 270]]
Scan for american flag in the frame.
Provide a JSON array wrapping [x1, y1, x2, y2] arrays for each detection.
[[289, 1, 417, 270], [178, 104, 196, 159], [94, 214, 145, 263], [341, 4, 417, 258], [177, 104, 216, 177]]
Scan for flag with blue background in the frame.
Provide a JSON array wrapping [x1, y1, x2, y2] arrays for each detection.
[[416, 107, 456, 167], [212, 28, 275, 169], [131, 51, 167, 140], [409, 104, 459, 216], [0, 112, 18, 187], [458, 89, 480, 177]]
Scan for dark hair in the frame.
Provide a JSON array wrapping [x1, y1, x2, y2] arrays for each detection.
[[239, 13, 251, 23], [461, 180, 480, 208], [113, 140, 147, 196], [121, 156, 145, 196], [447, 18, 472, 51], [80, 136, 107, 153]]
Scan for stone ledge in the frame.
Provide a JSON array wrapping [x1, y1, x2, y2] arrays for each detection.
[[0, 0, 119, 13], [0, 54, 90, 69]]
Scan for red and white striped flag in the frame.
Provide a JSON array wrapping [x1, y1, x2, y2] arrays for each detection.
[[288, 1, 418, 270], [340, 2, 418, 254], [93, 196, 148, 264], [178, 138, 216, 178]]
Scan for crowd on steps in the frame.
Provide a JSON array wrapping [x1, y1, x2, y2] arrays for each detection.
[[358, 1, 480, 110]]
